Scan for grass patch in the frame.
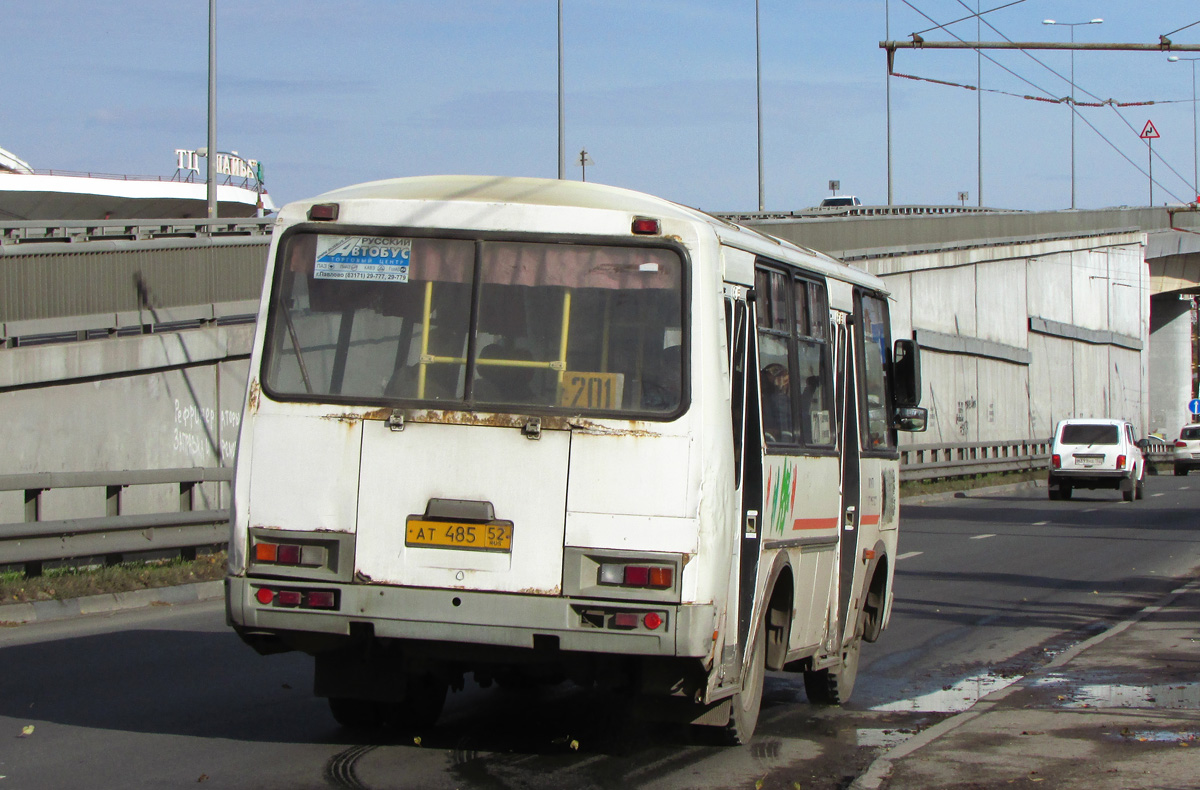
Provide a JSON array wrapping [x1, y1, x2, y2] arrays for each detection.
[[0, 551, 226, 605], [901, 470, 1044, 499]]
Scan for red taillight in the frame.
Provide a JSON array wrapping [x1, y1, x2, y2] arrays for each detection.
[[1177, 440, 1188, 448], [306, 591, 337, 609], [308, 203, 339, 221], [613, 612, 639, 629], [277, 544, 302, 564], [255, 588, 275, 605], [1117, 455, 1127, 469], [624, 566, 650, 586], [276, 590, 302, 607], [631, 216, 660, 235], [643, 612, 663, 630], [1051, 454, 1061, 469]]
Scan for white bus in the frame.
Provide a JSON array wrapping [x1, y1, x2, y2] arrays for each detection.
[[226, 175, 927, 743]]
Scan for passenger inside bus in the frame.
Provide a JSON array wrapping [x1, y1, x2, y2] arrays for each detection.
[[474, 343, 539, 404], [641, 344, 682, 410], [761, 362, 793, 443]]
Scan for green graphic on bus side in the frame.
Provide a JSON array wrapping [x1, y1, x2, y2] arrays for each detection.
[[765, 460, 798, 536]]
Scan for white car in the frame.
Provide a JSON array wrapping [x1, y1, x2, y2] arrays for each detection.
[[1173, 424, 1200, 475], [1048, 418, 1146, 502], [819, 195, 861, 208]]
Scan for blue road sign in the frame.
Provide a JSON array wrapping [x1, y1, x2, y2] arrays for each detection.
[[1189, 399, 1200, 415]]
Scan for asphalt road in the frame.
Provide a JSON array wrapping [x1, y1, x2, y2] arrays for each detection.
[[1, 476, 1198, 789]]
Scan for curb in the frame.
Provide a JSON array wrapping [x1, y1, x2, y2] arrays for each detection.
[[0, 580, 224, 626]]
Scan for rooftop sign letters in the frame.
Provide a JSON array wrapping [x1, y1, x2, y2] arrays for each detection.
[[175, 148, 263, 184]]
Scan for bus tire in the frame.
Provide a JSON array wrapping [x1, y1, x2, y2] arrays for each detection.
[[387, 675, 448, 730], [722, 617, 766, 745], [804, 633, 861, 705], [328, 697, 386, 730]]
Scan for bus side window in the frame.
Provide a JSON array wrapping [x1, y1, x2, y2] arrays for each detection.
[[857, 291, 894, 451], [755, 268, 794, 445]]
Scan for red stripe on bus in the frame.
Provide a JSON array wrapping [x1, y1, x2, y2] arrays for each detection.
[[792, 517, 838, 531], [860, 514, 881, 526]]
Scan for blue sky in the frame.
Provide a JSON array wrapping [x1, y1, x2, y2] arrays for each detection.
[[4, 1, 1199, 212]]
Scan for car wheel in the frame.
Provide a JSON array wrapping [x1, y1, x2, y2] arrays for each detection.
[[1123, 479, 1136, 502], [1060, 484, 1072, 500], [1136, 470, 1146, 500]]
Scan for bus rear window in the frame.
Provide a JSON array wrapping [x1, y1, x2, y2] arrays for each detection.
[[262, 233, 686, 416]]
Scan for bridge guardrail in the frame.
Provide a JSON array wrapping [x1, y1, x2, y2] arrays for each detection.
[[0, 467, 231, 576], [0, 439, 1178, 576], [900, 439, 1052, 482], [901, 436, 1175, 483]]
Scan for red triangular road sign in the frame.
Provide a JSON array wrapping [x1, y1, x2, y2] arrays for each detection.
[[1141, 120, 1160, 139]]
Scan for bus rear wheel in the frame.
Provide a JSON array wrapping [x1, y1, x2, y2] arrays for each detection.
[[804, 632, 861, 705], [721, 618, 766, 744], [328, 697, 386, 730]]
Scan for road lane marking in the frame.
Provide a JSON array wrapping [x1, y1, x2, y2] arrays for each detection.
[[970, 533, 996, 540], [1034, 521, 1050, 525], [1152, 493, 1165, 497], [897, 551, 923, 561]]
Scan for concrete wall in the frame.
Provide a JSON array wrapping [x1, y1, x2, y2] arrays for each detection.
[[850, 232, 1151, 443], [0, 326, 251, 522]]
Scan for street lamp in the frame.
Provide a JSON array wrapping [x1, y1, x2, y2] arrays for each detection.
[[1042, 18, 1103, 210], [1169, 55, 1200, 200]]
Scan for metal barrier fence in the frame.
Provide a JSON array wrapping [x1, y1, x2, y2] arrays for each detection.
[[901, 436, 1175, 482], [0, 467, 231, 576], [0, 438, 1178, 575], [900, 439, 1052, 482]]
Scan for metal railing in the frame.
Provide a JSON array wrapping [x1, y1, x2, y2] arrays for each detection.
[[901, 436, 1175, 483], [0, 467, 231, 576], [1, 439, 1177, 576], [900, 439, 1052, 482]]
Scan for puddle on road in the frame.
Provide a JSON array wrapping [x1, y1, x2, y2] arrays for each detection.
[[1035, 675, 1200, 709], [856, 728, 915, 748], [871, 672, 1021, 713], [1108, 729, 1200, 743]]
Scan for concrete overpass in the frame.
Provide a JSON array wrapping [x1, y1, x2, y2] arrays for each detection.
[[730, 206, 1200, 441], [1, 207, 1198, 521]]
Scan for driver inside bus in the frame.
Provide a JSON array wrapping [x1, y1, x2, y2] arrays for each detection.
[[474, 343, 538, 404]]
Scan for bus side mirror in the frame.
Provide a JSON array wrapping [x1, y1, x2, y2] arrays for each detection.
[[892, 338, 922, 408], [894, 406, 928, 433]]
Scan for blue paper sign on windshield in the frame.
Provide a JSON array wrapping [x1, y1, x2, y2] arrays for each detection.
[[314, 236, 412, 282]]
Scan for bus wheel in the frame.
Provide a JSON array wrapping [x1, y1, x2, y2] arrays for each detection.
[[387, 675, 448, 730], [328, 697, 386, 730], [722, 618, 766, 744], [804, 633, 861, 705]]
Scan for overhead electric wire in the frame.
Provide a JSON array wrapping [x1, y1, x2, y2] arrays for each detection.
[[900, 0, 1195, 202], [912, 0, 1029, 38], [948, 0, 1192, 200]]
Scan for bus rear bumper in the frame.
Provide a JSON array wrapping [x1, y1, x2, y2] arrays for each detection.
[[226, 575, 716, 658]]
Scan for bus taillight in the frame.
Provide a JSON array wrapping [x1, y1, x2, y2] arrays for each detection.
[[253, 539, 327, 568], [599, 563, 674, 589]]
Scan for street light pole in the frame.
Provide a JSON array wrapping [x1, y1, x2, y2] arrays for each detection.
[[755, 0, 764, 211], [1043, 18, 1102, 210], [558, 0, 565, 180], [1169, 55, 1200, 199], [207, 0, 218, 219]]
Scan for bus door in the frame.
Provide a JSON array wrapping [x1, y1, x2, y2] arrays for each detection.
[[726, 287, 763, 662], [835, 314, 861, 647]]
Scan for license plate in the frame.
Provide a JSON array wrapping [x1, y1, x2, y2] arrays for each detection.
[[1075, 455, 1102, 467], [405, 519, 513, 552]]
